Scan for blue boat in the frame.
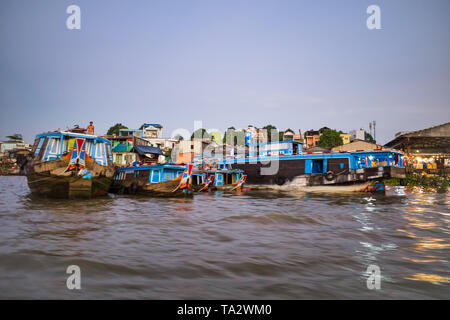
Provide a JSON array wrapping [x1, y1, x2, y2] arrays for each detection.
[[111, 163, 246, 194], [197, 140, 406, 187], [25, 129, 115, 198]]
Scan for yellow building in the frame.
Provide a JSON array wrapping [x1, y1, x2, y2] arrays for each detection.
[[340, 133, 352, 145]]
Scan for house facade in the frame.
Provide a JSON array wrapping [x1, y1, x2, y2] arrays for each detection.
[[304, 130, 320, 149], [175, 139, 213, 163], [119, 123, 163, 139], [350, 128, 366, 141], [243, 126, 267, 145], [340, 133, 352, 145], [102, 135, 165, 166]]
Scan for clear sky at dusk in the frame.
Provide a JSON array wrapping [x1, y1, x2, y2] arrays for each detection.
[[1, 0, 449, 144]]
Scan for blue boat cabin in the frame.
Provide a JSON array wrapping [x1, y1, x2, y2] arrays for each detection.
[[31, 131, 112, 166]]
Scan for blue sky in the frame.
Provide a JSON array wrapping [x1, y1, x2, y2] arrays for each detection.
[[1, 0, 449, 144]]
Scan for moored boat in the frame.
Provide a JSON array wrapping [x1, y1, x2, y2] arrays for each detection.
[[205, 140, 406, 188], [111, 163, 195, 195], [187, 163, 247, 192], [25, 129, 115, 198], [110, 163, 247, 195]]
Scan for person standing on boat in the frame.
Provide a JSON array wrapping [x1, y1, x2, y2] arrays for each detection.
[[87, 121, 95, 135]]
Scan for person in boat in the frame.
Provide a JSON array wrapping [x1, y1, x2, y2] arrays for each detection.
[[87, 121, 95, 135]]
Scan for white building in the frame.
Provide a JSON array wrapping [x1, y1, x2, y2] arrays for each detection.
[[142, 124, 163, 138], [0, 141, 31, 157], [350, 128, 366, 141]]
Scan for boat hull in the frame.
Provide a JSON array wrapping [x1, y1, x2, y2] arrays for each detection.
[[232, 158, 406, 186], [25, 158, 114, 199], [140, 179, 190, 196]]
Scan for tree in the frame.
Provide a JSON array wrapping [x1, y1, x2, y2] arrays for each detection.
[[107, 123, 128, 136], [6, 134, 23, 142], [278, 131, 284, 141], [317, 129, 343, 149], [174, 134, 184, 141], [365, 132, 376, 144], [263, 124, 278, 142], [191, 128, 210, 140], [223, 128, 245, 146]]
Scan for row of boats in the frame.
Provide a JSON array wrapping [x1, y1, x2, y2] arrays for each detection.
[[25, 129, 249, 198], [24, 129, 407, 198]]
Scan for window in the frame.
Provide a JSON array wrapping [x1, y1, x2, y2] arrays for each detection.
[[151, 170, 160, 183], [312, 160, 324, 174], [34, 138, 44, 155]]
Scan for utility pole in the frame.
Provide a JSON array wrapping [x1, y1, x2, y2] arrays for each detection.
[[373, 120, 376, 143]]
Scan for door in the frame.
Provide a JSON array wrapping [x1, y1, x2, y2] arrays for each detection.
[[151, 170, 160, 183], [311, 159, 325, 174]]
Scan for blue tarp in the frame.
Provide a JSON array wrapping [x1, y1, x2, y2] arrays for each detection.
[[132, 145, 164, 155]]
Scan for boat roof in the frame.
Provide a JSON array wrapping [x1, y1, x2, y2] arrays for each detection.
[[195, 169, 243, 174], [117, 164, 187, 172], [219, 149, 404, 164], [36, 131, 111, 144], [117, 164, 243, 174]]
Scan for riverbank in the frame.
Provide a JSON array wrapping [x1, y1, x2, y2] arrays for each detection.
[[385, 173, 449, 193]]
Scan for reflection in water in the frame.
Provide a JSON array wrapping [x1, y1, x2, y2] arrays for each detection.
[[406, 273, 450, 284], [0, 176, 449, 299]]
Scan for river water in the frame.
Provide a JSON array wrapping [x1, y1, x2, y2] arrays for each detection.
[[0, 176, 449, 299]]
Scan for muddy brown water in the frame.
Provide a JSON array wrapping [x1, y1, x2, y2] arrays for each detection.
[[0, 176, 449, 299]]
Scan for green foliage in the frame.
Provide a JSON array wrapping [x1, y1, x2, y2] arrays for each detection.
[[191, 128, 210, 140], [405, 173, 448, 192], [263, 124, 278, 142], [107, 123, 128, 136], [223, 128, 245, 145], [365, 132, 376, 143], [384, 173, 449, 192], [278, 131, 284, 141], [174, 134, 184, 141], [317, 129, 343, 149]]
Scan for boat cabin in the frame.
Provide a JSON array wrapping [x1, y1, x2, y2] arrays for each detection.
[[115, 163, 244, 188], [249, 140, 304, 157], [31, 131, 112, 166]]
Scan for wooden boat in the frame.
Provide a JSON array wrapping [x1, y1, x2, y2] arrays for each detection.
[[111, 163, 194, 195], [25, 130, 115, 198], [111, 163, 247, 194], [198, 174, 214, 192], [213, 174, 247, 191], [192, 164, 247, 192]]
